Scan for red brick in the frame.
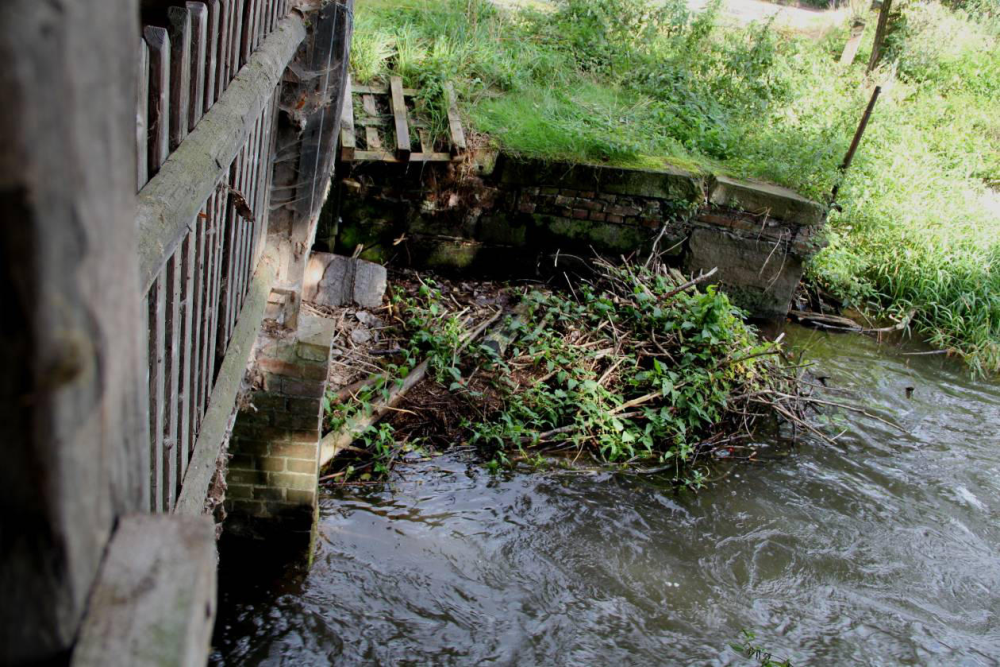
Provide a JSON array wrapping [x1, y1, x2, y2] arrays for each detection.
[[590, 211, 607, 222], [572, 209, 589, 220], [607, 214, 624, 224]]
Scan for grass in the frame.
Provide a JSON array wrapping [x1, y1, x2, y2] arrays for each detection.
[[351, 0, 1000, 372]]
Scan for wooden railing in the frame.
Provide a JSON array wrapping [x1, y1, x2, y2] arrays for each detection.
[[137, 0, 295, 512], [138, 0, 289, 190]]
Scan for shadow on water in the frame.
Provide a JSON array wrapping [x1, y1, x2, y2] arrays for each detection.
[[212, 325, 1000, 666]]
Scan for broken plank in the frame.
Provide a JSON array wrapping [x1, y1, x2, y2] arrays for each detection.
[[444, 82, 467, 155], [365, 126, 382, 150], [389, 76, 411, 161], [352, 83, 419, 96], [354, 150, 455, 163], [361, 93, 378, 117]]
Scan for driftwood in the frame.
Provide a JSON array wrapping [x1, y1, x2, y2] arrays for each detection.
[[320, 308, 503, 465]]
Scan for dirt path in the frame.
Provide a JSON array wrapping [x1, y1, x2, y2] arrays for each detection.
[[491, 0, 848, 37]]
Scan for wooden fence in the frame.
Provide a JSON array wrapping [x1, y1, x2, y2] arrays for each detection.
[[138, 0, 291, 512]]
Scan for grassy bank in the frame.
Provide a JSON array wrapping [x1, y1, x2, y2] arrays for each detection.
[[351, 0, 1000, 372]]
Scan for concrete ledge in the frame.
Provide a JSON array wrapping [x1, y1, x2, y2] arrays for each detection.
[[71, 515, 216, 667], [708, 175, 826, 226]]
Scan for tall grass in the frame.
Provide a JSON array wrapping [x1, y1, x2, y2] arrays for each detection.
[[352, 0, 1000, 372]]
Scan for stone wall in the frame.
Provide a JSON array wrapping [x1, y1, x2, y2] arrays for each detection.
[[333, 155, 826, 318]]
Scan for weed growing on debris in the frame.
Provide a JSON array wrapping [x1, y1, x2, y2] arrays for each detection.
[[322, 261, 813, 487]]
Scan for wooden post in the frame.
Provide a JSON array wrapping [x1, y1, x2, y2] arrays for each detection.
[[0, 0, 148, 661], [867, 0, 892, 73]]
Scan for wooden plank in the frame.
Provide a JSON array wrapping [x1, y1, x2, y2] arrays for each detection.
[[148, 273, 167, 513], [219, 158, 241, 350], [175, 260, 276, 516], [356, 116, 391, 127], [163, 253, 182, 511], [191, 205, 207, 438], [137, 14, 305, 295], [178, 231, 196, 482], [389, 76, 411, 161], [167, 6, 192, 150], [354, 149, 456, 163], [204, 184, 226, 400], [240, 0, 255, 66], [137, 40, 150, 190], [144, 26, 171, 174], [361, 93, 378, 117], [444, 81, 467, 155], [186, 2, 208, 129], [204, 0, 220, 110], [255, 0, 266, 49], [352, 83, 419, 96], [340, 73, 356, 161], [419, 129, 431, 155], [365, 126, 382, 150], [230, 0, 245, 78], [215, 0, 230, 97], [70, 515, 216, 667]]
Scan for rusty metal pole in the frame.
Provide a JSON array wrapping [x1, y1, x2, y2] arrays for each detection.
[[830, 85, 881, 207]]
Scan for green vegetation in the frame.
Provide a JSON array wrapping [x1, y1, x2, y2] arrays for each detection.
[[352, 0, 1000, 372]]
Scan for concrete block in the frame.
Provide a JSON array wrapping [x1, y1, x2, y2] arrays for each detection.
[[708, 176, 826, 226], [302, 252, 387, 309]]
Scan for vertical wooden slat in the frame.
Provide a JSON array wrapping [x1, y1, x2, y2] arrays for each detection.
[[214, 0, 230, 99], [234, 122, 257, 314], [147, 274, 166, 513], [163, 253, 182, 511], [340, 73, 355, 162], [204, 0, 220, 111], [240, 0, 256, 67], [167, 6, 192, 150], [195, 194, 214, 425], [178, 231, 196, 489], [207, 182, 227, 378], [255, 91, 278, 266], [218, 158, 240, 353], [137, 40, 149, 191], [389, 76, 411, 162], [444, 82, 467, 156], [230, 0, 245, 82], [186, 2, 208, 131], [144, 27, 171, 175], [191, 206, 208, 439], [252, 0, 263, 50]]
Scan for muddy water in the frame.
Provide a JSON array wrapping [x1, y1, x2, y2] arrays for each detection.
[[212, 326, 1000, 665]]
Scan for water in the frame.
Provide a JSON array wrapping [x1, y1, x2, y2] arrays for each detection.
[[212, 326, 1000, 665]]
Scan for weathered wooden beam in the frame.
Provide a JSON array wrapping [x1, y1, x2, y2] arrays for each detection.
[[187, 2, 208, 129], [340, 73, 356, 161], [167, 6, 192, 149], [138, 14, 306, 296], [352, 83, 419, 96], [389, 76, 412, 162], [353, 149, 456, 163], [175, 259, 276, 515], [70, 515, 217, 667], [444, 82, 467, 155], [0, 0, 146, 659], [144, 26, 171, 174]]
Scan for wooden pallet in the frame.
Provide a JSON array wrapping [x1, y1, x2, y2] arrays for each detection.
[[340, 75, 467, 163]]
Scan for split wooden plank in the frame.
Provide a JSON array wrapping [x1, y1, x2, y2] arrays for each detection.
[[167, 6, 192, 150], [137, 40, 149, 191], [340, 73, 356, 161], [361, 94, 378, 117], [204, 0, 220, 110], [187, 2, 208, 130], [418, 129, 432, 155], [389, 76, 411, 161], [444, 82, 466, 155], [70, 515, 216, 667], [147, 272, 167, 512], [143, 26, 170, 175]]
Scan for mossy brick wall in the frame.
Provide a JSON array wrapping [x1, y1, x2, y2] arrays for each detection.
[[224, 316, 334, 542], [333, 156, 826, 317]]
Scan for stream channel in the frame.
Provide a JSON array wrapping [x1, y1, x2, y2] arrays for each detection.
[[211, 325, 1000, 665]]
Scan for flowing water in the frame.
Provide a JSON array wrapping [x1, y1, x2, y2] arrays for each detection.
[[212, 326, 1000, 665]]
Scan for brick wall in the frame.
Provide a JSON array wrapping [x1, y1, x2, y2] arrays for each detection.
[[224, 315, 335, 542]]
